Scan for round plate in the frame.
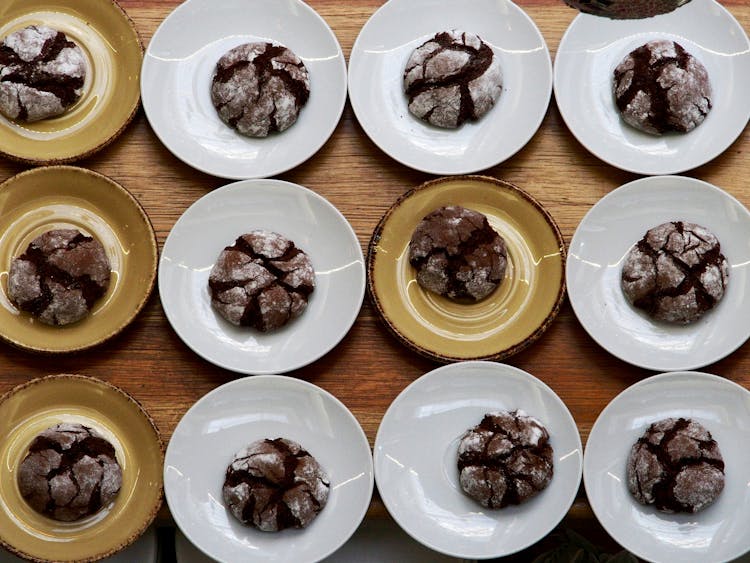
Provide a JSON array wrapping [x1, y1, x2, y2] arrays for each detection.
[[0, 0, 142, 164], [176, 520, 471, 563], [0, 375, 164, 563], [164, 375, 374, 563], [159, 179, 365, 374], [1, 526, 157, 563], [348, 0, 552, 175], [0, 166, 158, 353], [584, 371, 750, 563], [567, 175, 750, 371], [367, 175, 565, 363], [374, 361, 583, 560], [141, 0, 347, 179], [554, 0, 750, 175]]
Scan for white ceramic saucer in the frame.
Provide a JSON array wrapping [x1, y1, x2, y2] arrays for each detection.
[[584, 371, 750, 563], [374, 361, 582, 560], [554, 0, 750, 175], [164, 375, 374, 563], [141, 0, 346, 179], [348, 0, 552, 175], [567, 175, 750, 371], [158, 179, 365, 375], [175, 517, 472, 562]]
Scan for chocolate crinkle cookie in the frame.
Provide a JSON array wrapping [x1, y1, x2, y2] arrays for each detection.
[[17, 422, 122, 522], [627, 418, 724, 513], [211, 41, 310, 137], [409, 206, 507, 301], [457, 410, 554, 509], [223, 438, 330, 532], [564, 0, 692, 19], [0, 25, 86, 122], [8, 228, 111, 326], [621, 221, 728, 324], [208, 230, 315, 331], [613, 40, 711, 135], [404, 30, 502, 129]]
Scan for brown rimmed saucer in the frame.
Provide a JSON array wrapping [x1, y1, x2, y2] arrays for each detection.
[[0, 0, 143, 164], [0, 374, 164, 563], [367, 175, 566, 363], [0, 166, 158, 353]]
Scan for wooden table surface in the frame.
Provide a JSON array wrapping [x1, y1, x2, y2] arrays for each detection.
[[1, 0, 749, 555]]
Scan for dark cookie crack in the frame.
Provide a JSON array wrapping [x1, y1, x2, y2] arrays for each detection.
[[405, 31, 494, 124], [14, 244, 107, 320], [630, 418, 724, 513], [18, 423, 121, 521], [223, 438, 329, 531], [211, 42, 309, 137], [614, 40, 710, 134], [0, 27, 86, 122], [409, 206, 505, 301], [633, 224, 723, 311], [208, 232, 315, 331], [458, 411, 553, 509], [623, 221, 727, 323]]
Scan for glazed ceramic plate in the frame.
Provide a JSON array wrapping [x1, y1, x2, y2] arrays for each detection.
[[567, 175, 750, 371], [0, 166, 158, 353], [0, 0, 142, 164], [374, 361, 583, 559], [555, 0, 750, 175], [585, 371, 750, 563], [0, 375, 163, 563], [348, 0, 552, 175], [1, 526, 157, 563], [141, 0, 347, 179], [368, 176, 565, 363], [165, 375, 374, 563], [177, 521, 471, 563], [159, 179, 365, 374]]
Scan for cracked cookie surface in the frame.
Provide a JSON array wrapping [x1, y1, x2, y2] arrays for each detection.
[[17, 422, 122, 522], [613, 39, 711, 135], [408, 205, 507, 301], [210, 41, 310, 137], [564, 0, 692, 19], [0, 25, 86, 122], [208, 230, 315, 331], [222, 438, 330, 531], [621, 221, 728, 324], [457, 410, 553, 509], [8, 228, 111, 326], [404, 30, 502, 129], [627, 418, 724, 513]]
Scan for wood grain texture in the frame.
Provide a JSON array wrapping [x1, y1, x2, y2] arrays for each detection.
[[1, 0, 749, 552]]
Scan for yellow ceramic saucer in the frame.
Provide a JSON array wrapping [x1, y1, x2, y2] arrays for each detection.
[[0, 166, 158, 353], [0, 0, 142, 164], [0, 374, 164, 563], [368, 175, 565, 362]]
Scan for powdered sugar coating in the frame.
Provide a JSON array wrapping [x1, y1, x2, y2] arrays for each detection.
[[8, 228, 111, 326], [211, 42, 310, 137], [222, 438, 330, 532], [17, 422, 122, 522], [457, 410, 553, 509], [621, 221, 728, 324], [613, 40, 711, 135], [627, 417, 724, 513], [208, 230, 314, 331], [0, 25, 86, 122], [404, 30, 502, 128], [409, 205, 507, 301]]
